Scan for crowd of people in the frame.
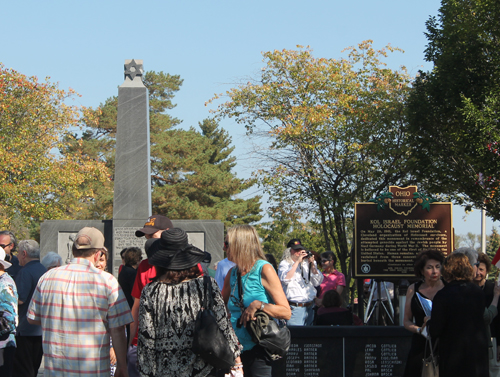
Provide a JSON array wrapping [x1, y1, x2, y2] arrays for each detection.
[[403, 247, 500, 377], [0, 216, 353, 377], [2, 214, 498, 377]]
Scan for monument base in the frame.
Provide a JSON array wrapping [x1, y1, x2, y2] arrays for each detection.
[[41, 219, 224, 277]]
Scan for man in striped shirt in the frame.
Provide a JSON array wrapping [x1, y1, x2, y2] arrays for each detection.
[[27, 227, 133, 377]]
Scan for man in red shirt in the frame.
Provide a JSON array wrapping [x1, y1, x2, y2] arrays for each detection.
[[127, 215, 173, 377]]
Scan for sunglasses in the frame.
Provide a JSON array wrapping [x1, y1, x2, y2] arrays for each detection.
[[224, 241, 229, 248], [0, 243, 12, 249]]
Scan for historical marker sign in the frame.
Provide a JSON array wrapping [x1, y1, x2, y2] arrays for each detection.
[[354, 186, 453, 278]]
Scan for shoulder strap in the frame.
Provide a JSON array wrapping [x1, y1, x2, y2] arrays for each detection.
[[203, 275, 213, 310], [237, 269, 244, 307]]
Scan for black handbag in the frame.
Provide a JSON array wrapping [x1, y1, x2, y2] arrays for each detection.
[[237, 270, 291, 360], [192, 276, 235, 370]]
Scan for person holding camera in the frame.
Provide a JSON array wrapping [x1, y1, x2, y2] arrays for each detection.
[[278, 239, 323, 326]]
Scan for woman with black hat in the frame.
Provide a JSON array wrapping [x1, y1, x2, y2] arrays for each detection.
[[222, 225, 291, 377], [137, 228, 242, 377]]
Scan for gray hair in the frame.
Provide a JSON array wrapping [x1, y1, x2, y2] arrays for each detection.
[[41, 252, 63, 269], [453, 247, 478, 266], [18, 240, 40, 259], [281, 247, 293, 264], [0, 230, 17, 252]]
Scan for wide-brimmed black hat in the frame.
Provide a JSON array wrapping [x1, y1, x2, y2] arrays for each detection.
[[144, 238, 158, 259], [148, 228, 206, 270]]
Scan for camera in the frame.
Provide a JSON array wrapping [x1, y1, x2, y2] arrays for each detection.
[[305, 250, 313, 259]]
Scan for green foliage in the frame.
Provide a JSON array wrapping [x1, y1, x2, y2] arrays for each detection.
[[0, 64, 110, 231], [64, 71, 261, 226], [151, 118, 262, 227], [211, 41, 413, 291], [407, 0, 500, 219], [257, 215, 329, 260], [486, 227, 500, 279]]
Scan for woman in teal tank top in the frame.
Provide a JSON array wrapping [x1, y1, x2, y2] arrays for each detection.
[[222, 225, 291, 377]]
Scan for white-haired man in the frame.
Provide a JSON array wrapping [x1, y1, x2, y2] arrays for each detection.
[[13, 240, 46, 376], [278, 238, 323, 326]]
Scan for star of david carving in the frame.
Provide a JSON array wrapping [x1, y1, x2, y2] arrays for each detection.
[[124, 59, 144, 80]]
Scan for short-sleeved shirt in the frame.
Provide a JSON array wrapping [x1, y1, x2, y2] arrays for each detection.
[[0, 272, 18, 349], [131, 259, 156, 300], [28, 258, 133, 376], [215, 258, 236, 290], [15, 259, 47, 336], [318, 270, 346, 298]]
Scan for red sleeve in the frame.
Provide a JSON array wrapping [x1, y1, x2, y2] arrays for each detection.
[[131, 260, 154, 299]]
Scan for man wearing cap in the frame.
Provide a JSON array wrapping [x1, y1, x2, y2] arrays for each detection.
[[128, 215, 173, 377], [12, 240, 46, 376], [27, 227, 133, 377], [278, 238, 323, 326]]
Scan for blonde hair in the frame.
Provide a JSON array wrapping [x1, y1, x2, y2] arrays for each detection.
[[226, 225, 266, 273]]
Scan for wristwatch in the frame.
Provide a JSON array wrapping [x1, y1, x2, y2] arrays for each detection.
[[260, 301, 265, 311]]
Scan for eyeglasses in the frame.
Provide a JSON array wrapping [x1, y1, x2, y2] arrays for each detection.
[[0, 243, 12, 249]]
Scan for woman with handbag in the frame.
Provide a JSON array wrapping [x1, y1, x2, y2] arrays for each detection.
[[137, 228, 242, 377], [402, 249, 445, 377], [222, 225, 291, 377], [428, 252, 490, 377]]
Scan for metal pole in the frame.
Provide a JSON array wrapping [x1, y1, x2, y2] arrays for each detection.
[[482, 208, 487, 254]]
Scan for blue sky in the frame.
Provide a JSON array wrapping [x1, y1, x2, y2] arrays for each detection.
[[2, 0, 496, 238]]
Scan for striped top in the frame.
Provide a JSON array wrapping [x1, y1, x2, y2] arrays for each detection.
[[28, 258, 133, 376]]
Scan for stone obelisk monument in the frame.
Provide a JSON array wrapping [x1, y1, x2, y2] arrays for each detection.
[[114, 59, 151, 219], [111, 60, 152, 273], [40, 60, 224, 277]]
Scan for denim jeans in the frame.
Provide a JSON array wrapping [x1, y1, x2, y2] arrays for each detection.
[[241, 344, 273, 377], [287, 305, 315, 326], [127, 345, 140, 377]]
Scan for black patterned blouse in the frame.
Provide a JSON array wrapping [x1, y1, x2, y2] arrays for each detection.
[[137, 276, 241, 377]]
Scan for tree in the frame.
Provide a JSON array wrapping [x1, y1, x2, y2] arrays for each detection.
[[151, 118, 262, 227], [486, 227, 500, 277], [257, 214, 327, 260], [407, 0, 500, 218], [63, 71, 183, 219], [65, 71, 261, 226], [0, 65, 109, 233], [211, 41, 414, 289]]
